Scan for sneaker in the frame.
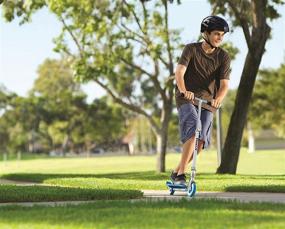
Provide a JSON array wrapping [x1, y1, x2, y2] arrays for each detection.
[[170, 171, 177, 182], [174, 174, 186, 186]]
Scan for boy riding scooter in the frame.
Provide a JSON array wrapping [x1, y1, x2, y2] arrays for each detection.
[[171, 15, 231, 186]]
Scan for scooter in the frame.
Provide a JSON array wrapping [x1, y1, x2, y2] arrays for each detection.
[[166, 96, 213, 197]]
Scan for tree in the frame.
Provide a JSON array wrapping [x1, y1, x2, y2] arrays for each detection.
[[0, 85, 16, 113], [30, 58, 86, 155], [208, 0, 284, 174], [2, 0, 240, 171], [0, 57, 129, 155], [86, 96, 129, 146], [31, 58, 128, 154], [1, 0, 184, 171], [0, 85, 16, 155], [249, 63, 285, 137]]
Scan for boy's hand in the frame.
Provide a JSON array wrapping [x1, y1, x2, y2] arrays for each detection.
[[181, 90, 194, 101], [211, 97, 222, 108]]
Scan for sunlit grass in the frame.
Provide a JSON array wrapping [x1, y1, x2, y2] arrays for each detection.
[[0, 199, 284, 229], [1, 148, 284, 175], [0, 148, 284, 202]]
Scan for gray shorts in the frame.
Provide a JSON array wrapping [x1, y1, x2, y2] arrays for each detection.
[[178, 103, 213, 148]]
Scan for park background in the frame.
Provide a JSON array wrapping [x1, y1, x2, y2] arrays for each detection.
[[0, 1, 285, 228]]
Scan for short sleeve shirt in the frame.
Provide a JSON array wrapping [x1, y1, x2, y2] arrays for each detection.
[[175, 42, 231, 110]]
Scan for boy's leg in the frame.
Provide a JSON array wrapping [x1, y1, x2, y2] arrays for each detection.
[[172, 107, 213, 184], [187, 140, 204, 163], [174, 140, 204, 173], [176, 135, 196, 175]]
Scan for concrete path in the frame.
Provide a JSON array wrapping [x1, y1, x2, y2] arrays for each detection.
[[0, 191, 284, 207], [0, 200, 101, 207], [0, 178, 38, 186], [143, 190, 285, 204]]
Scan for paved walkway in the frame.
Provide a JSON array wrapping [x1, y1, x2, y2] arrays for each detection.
[[0, 178, 38, 186], [0, 200, 101, 207], [0, 191, 284, 207], [143, 190, 285, 204]]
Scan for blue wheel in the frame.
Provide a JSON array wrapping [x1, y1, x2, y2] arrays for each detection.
[[170, 188, 175, 195], [187, 182, 196, 197]]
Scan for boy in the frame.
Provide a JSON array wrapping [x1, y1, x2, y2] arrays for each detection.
[[172, 16, 231, 185]]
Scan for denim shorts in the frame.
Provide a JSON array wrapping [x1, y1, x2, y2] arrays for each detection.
[[178, 103, 213, 148]]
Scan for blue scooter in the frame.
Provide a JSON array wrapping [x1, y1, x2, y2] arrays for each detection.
[[166, 96, 213, 197]]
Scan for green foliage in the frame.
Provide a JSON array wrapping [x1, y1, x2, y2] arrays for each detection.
[[87, 97, 129, 145], [208, 0, 284, 29], [33, 59, 80, 97], [0, 86, 17, 153], [0, 58, 129, 155], [1, 0, 182, 116], [220, 90, 236, 142], [249, 64, 285, 137], [167, 112, 179, 146], [0, 91, 48, 154], [220, 42, 239, 61], [1, 0, 46, 24], [0, 85, 14, 110]]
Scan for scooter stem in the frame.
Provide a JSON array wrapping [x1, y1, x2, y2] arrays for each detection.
[[190, 98, 204, 184]]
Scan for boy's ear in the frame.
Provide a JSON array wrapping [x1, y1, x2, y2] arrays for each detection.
[[204, 31, 211, 36]]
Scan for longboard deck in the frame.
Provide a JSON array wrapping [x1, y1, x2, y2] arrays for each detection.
[[166, 181, 187, 189]]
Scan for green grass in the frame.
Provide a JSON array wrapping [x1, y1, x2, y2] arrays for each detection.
[[1, 172, 285, 193], [0, 149, 284, 202], [0, 185, 142, 202], [1, 148, 284, 175], [0, 149, 284, 228], [0, 199, 285, 229]]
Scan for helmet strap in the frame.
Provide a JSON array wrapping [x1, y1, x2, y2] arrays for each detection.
[[202, 32, 216, 49]]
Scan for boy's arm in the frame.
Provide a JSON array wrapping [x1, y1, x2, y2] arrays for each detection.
[[175, 64, 194, 100], [212, 79, 229, 108], [175, 64, 187, 92]]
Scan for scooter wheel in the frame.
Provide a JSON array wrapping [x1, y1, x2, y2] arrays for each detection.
[[170, 188, 175, 195], [187, 182, 196, 197]]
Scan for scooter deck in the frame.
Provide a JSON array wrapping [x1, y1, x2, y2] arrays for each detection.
[[166, 181, 187, 189]]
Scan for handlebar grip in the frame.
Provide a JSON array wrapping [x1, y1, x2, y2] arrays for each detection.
[[179, 93, 212, 105]]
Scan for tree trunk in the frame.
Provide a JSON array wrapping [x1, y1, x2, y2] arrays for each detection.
[[62, 134, 70, 157], [156, 102, 172, 172], [217, 21, 270, 174], [156, 131, 166, 172]]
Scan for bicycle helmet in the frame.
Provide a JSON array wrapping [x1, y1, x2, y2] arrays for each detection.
[[200, 16, 229, 48], [201, 15, 229, 33]]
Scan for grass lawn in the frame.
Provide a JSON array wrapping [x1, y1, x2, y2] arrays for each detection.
[[0, 199, 285, 229], [0, 149, 284, 228], [0, 148, 284, 202]]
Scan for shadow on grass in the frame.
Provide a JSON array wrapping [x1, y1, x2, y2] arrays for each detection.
[[1, 171, 168, 183], [2, 172, 285, 182]]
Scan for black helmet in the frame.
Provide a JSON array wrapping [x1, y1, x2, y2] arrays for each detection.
[[201, 16, 229, 33]]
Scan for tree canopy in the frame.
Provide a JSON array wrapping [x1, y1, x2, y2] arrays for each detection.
[[249, 63, 285, 137]]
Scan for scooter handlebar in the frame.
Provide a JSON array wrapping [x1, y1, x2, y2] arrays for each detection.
[[179, 93, 212, 106]]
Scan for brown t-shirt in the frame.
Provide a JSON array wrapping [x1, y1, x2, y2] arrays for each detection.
[[175, 42, 231, 111]]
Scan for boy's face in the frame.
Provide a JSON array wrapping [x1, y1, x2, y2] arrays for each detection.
[[207, 30, 225, 47]]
